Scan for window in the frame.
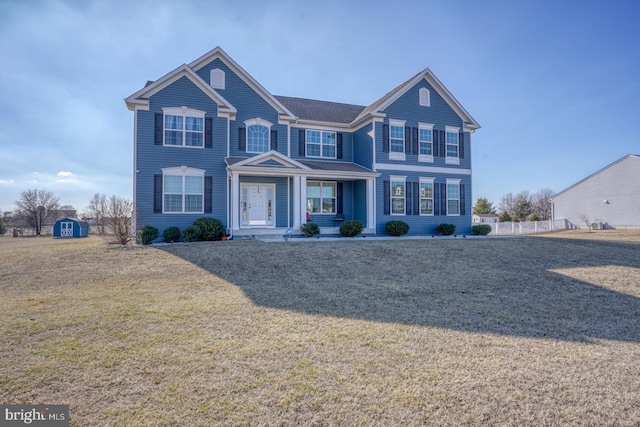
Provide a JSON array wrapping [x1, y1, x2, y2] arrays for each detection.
[[306, 130, 336, 158], [245, 118, 272, 153], [390, 124, 404, 154], [162, 107, 205, 148], [447, 179, 460, 216], [420, 178, 434, 215], [418, 123, 434, 162], [307, 181, 336, 214], [162, 167, 205, 213], [391, 176, 406, 215], [419, 87, 431, 106], [445, 126, 460, 164]]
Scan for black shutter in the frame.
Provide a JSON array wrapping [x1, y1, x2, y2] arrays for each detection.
[[383, 180, 390, 215], [440, 130, 446, 157], [405, 126, 411, 154], [204, 176, 212, 213], [382, 124, 390, 153], [270, 130, 278, 151], [154, 113, 163, 145], [336, 133, 343, 159], [154, 175, 162, 213], [412, 127, 419, 155], [336, 182, 343, 214], [433, 129, 439, 157], [299, 129, 305, 157], [459, 132, 465, 159], [406, 181, 412, 215], [413, 181, 420, 215], [238, 127, 246, 151], [440, 183, 447, 215], [434, 182, 440, 216], [205, 118, 213, 148], [460, 183, 466, 216]]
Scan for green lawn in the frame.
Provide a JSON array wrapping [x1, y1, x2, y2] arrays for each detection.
[[1, 232, 639, 426]]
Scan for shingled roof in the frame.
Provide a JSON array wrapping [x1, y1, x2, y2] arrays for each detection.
[[274, 95, 365, 125]]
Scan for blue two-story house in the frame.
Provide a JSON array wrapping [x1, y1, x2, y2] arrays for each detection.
[[125, 46, 480, 239]]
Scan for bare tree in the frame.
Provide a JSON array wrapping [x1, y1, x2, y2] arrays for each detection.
[[86, 193, 108, 235], [14, 189, 60, 236], [531, 188, 554, 220], [498, 192, 517, 218], [104, 195, 133, 244]]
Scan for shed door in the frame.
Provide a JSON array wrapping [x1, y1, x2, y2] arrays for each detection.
[[61, 222, 73, 237]]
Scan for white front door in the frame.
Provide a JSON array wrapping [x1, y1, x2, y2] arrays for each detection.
[[61, 222, 73, 237], [241, 184, 275, 228]]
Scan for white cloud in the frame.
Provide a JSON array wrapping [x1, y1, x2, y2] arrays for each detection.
[[57, 171, 73, 177]]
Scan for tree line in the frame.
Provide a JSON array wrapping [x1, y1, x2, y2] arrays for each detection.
[[3, 189, 133, 244], [473, 188, 554, 222]]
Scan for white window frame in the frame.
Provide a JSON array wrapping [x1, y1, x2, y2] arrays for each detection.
[[445, 126, 460, 165], [419, 177, 435, 216], [306, 181, 337, 214], [162, 166, 205, 214], [305, 129, 337, 159], [162, 107, 206, 149], [244, 118, 273, 154], [390, 175, 406, 215], [446, 178, 461, 216], [419, 87, 431, 107], [418, 122, 434, 163], [389, 119, 406, 161]]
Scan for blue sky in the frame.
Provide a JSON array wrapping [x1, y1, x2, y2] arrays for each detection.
[[1, 0, 638, 213]]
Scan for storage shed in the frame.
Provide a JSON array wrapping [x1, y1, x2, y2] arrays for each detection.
[[53, 217, 89, 238]]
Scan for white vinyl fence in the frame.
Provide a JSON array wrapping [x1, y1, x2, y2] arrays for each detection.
[[488, 219, 570, 235]]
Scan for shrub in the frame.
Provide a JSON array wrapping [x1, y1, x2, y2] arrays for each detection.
[[471, 224, 491, 236], [301, 222, 320, 238], [385, 220, 409, 236], [182, 225, 201, 242], [162, 226, 181, 243], [193, 217, 224, 241], [340, 220, 364, 237], [435, 223, 456, 236], [138, 225, 159, 245]]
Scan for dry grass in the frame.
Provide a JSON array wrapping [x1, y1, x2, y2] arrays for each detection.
[[1, 232, 639, 426]]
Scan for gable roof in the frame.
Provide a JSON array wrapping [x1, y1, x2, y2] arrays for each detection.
[[551, 154, 640, 200], [274, 96, 365, 125], [351, 68, 481, 130]]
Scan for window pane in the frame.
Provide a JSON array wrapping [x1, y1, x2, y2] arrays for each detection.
[[164, 194, 182, 212], [448, 200, 460, 215], [390, 126, 404, 139], [307, 182, 321, 198], [421, 199, 433, 215], [321, 183, 336, 198], [164, 176, 183, 193], [248, 125, 269, 152], [392, 182, 404, 197], [165, 115, 182, 130], [447, 184, 459, 199], [306, 130, 321, 143], [307, 198, 320, 213], [420, 128, 432, 142], [322, 144, 336, 158], [392, 198, 405, 214], [185, 132, 203, 147], [447, 144, 458, 157], [307, 143, 321, 157], [420, 183, 433, 198], [184, 194, 202, 212], [165, 130, 182, 145], [322, 199, 336, 213], [185, 117, 203, 131], [184, 176, 202, 193], [322, 132, 336, 145]]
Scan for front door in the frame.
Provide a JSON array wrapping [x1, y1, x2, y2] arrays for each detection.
[[61, 222, 73, 237], [241, 184, 275, 228]]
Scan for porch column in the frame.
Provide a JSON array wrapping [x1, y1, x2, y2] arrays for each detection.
[[293, 176, 301, 230], [299, 176, 307, 226], [366, 178, 376, 231], [231, 173, 240, 231]]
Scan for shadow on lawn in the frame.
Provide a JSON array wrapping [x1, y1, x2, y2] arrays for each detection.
[[158, 237, 640, 343]]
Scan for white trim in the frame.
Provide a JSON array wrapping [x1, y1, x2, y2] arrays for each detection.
[[374, 163, 471, 175], [388, 119, 406, 159], [445, 126, 460, 133], [389, 175, 406, 216], [419, 177, 435, 216], [445, 157, 460, 165], [240, 183, 276, 228], [244, 117, 273, 128], [162, 107, 206, 149], [418, 122, 434, 163], [161, 167, 206, 214], [304, 129, 337, 159], [446, 178, 461, 217]]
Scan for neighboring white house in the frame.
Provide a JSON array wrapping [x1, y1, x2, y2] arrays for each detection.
[[550, 154, 640, 229], [473, 214, 498, 223]]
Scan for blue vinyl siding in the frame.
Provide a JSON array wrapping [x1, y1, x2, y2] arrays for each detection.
[[353, 123, 374, 169]]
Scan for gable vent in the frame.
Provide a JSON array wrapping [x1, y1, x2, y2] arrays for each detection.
[[210, 68, 225, 90]]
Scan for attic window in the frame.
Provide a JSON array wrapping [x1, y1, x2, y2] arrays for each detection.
[[210, 68, 225, 90], [419, 87, 430, 107]]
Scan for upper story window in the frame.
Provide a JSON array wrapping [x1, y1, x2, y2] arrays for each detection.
[[418, 123, 434, 163], [162, 167, 205, 214], [307, 181, 336, 214], [445, 126, 460, 165], [162, 107, 205, 148], [244, 118, 273, 153], [390, 176, 406, 215], [388, 119, 406, 161], [419, 87, 431, 106], [419, 177, 435, 215], [446, 179, 461, 216], [306, 130, 336, 158]]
